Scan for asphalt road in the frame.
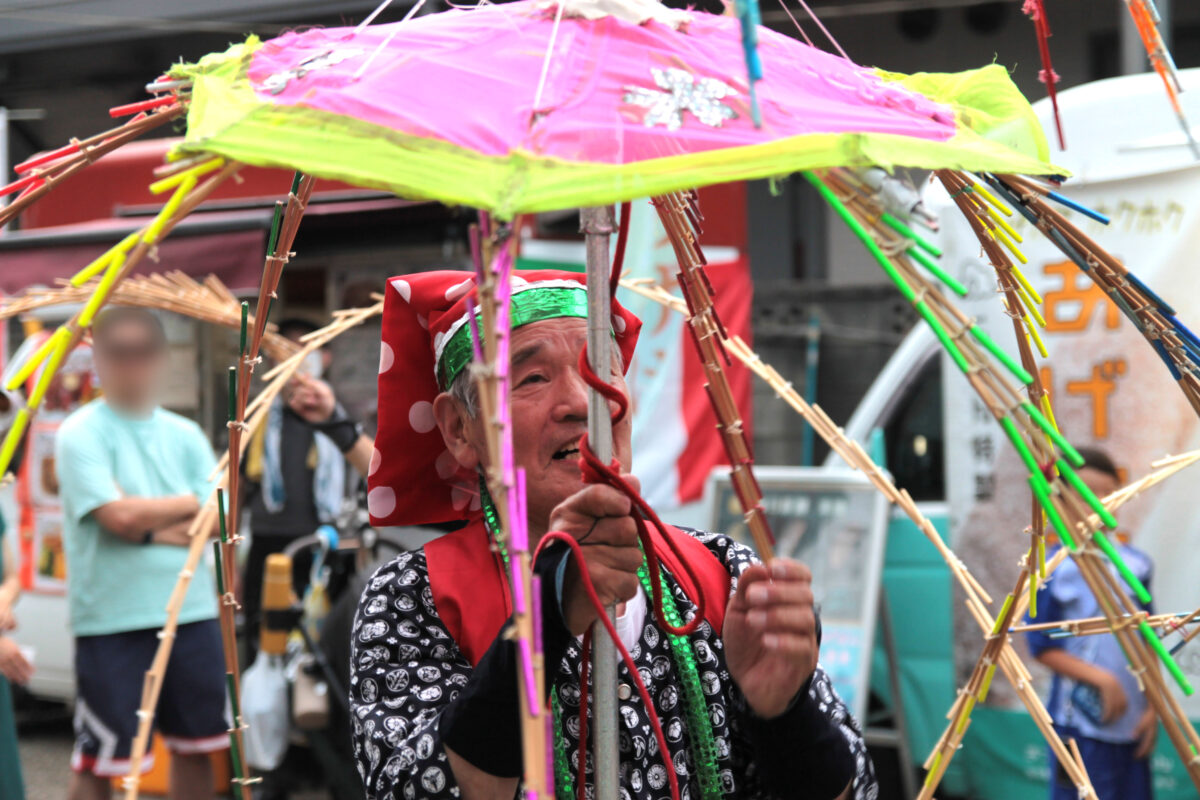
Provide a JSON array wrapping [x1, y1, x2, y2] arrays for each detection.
[[16, 707, 328, 800]]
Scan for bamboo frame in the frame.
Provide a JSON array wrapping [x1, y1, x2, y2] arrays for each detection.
[[651, 192, 776, 561], [0, 162, 243, 478], [463, 220, 551, 798], [0, 272, 298, 363], [0, 104, 186, 230], [625, 270, 1200, 798]]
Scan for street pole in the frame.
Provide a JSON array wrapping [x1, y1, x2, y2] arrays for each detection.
[[580, 204, 619, 800]]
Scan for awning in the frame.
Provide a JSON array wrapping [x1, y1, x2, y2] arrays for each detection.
[[0, 210, 272, 294]]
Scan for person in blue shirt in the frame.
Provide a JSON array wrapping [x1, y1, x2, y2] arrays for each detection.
[[1025, 446, 1157, 800], [55, 307, 226, 800]]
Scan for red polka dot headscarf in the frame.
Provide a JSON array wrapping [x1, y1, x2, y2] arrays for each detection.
[[369, 269, 643, 527]]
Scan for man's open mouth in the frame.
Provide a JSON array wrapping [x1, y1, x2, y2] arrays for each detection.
[[552, 444, 581, 460]]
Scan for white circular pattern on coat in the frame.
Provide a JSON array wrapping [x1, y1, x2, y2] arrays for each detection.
[[408, 401, 436, 433], [450, 485, 472, 511], [434, 449, 459, 480], [417, 314, 428, 330], [612, 313, 627, 333], [369, 448, 382, 477], [445, 279, 473, 302], [367, 486, 396, 518], [391, 278, 412, 302], [379, 341, 394, 374]]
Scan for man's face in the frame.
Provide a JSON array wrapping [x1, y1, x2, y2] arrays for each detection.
[[93, 321, 166, 408], [444, 317, 632, 535]]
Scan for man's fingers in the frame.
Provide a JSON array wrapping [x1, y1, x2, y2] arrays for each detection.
[[564, 483, 633, 521], [621, 473, 641, 498], [760, 631, 817, 657], [746, 604, 817, 636], [586, 543, 645, 575], [745, 580, 814, 610], [583, 516, 638, 548], [768, 558, 812, 584], [731, 564, 771, 610]]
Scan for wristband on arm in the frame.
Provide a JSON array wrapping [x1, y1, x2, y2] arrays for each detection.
[[307, 403, 363, 453]]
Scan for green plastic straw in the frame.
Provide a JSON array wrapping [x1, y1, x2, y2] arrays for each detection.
[[1093, 531, 1153, 604], [239, 301, 249, 357], [882, 212, 942, 256], [915, 302, 971, 373], [1022, 402, 1085, 467], [212, 541, 226, 593], [227, 367, 237, 424], [1029, 477, 1076, 551], [265, 201, 284, 256], [1139, 620, 1195, 695], [999, 417, 1040, 474], [803, 174, 976, 374], [1057, 459, 1119, 528], [908, 246, 968, 297], [216, 488, 228, 544], [289, 171, 303, 196], [969, 325, 1034, 384], [223, 673, 247, 779]]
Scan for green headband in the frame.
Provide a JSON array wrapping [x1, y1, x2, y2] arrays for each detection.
[[436, 284, 589, 390]]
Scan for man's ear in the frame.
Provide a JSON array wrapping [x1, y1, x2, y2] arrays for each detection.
[[433, 392, 482, 471]]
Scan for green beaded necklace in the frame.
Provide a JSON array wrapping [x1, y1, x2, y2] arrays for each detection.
[[479, 482, 724, 800]]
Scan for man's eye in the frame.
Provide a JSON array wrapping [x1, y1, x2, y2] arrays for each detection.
[[518, 373, 547, 387]]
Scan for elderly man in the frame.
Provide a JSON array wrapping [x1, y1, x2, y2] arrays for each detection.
[[353, 269, 876, 800]]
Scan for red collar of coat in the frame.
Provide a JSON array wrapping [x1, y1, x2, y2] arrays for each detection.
[[425, 519, 731, 666]]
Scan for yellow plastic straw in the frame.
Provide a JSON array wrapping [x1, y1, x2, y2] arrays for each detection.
[[1024, 314, 1049, 358], [26, 334, 72, 408], [1010, 263, 1044, 306], [956, 696, 976, 736], [1014, 280, 1047, 327], [4, 328, 67, 391], [69, 231, 139, 287], [0, 409, 30, 476], [971, 179, 1014, 217], [992, 225, 1028, 264], [986, 204, 1023, 242], [77, 257, 125, 328], [149, 158, 223, 195], [142, 175, 196, 244], [977, 663, 998, 702]]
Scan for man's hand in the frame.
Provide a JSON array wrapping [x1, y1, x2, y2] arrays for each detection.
[[0, 599, 15, 632], [0, 637, 33, 684], [549, 476, 644, 636], [287, 374, 337, 423], [723, 559, 819, 718], [1134, 707, 1158, 759], [1093, 670, 1128, 724]]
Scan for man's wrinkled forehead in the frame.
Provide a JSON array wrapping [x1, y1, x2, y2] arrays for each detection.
[[511, 318, 588, 369]]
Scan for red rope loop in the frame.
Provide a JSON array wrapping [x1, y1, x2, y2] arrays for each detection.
[[534, 531, 681, 800]]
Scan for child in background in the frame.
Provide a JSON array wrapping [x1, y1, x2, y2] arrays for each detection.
[[1025, 446, 1157, 800]]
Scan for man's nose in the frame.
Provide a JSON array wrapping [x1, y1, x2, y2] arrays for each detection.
[[552, 366, 591, 421]]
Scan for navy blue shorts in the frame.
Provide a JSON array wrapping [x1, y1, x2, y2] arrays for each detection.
[[1050, 726, 1152, 800], [72, 619, 229, 777]]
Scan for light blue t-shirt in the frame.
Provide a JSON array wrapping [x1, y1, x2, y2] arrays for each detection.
[[55, 399, 219, 637]]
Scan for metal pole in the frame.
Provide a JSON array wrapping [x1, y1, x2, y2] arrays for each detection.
[[581, 205, 619, 800]]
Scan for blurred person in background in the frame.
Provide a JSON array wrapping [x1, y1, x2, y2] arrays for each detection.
[[240, 318, 371, 665], [1025, 446, 1157, 800], [0, 387, 31, 800], [56, 307, 225, 800]]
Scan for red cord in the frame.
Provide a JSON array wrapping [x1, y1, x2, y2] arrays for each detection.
[[534, 532, 682, 800]]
